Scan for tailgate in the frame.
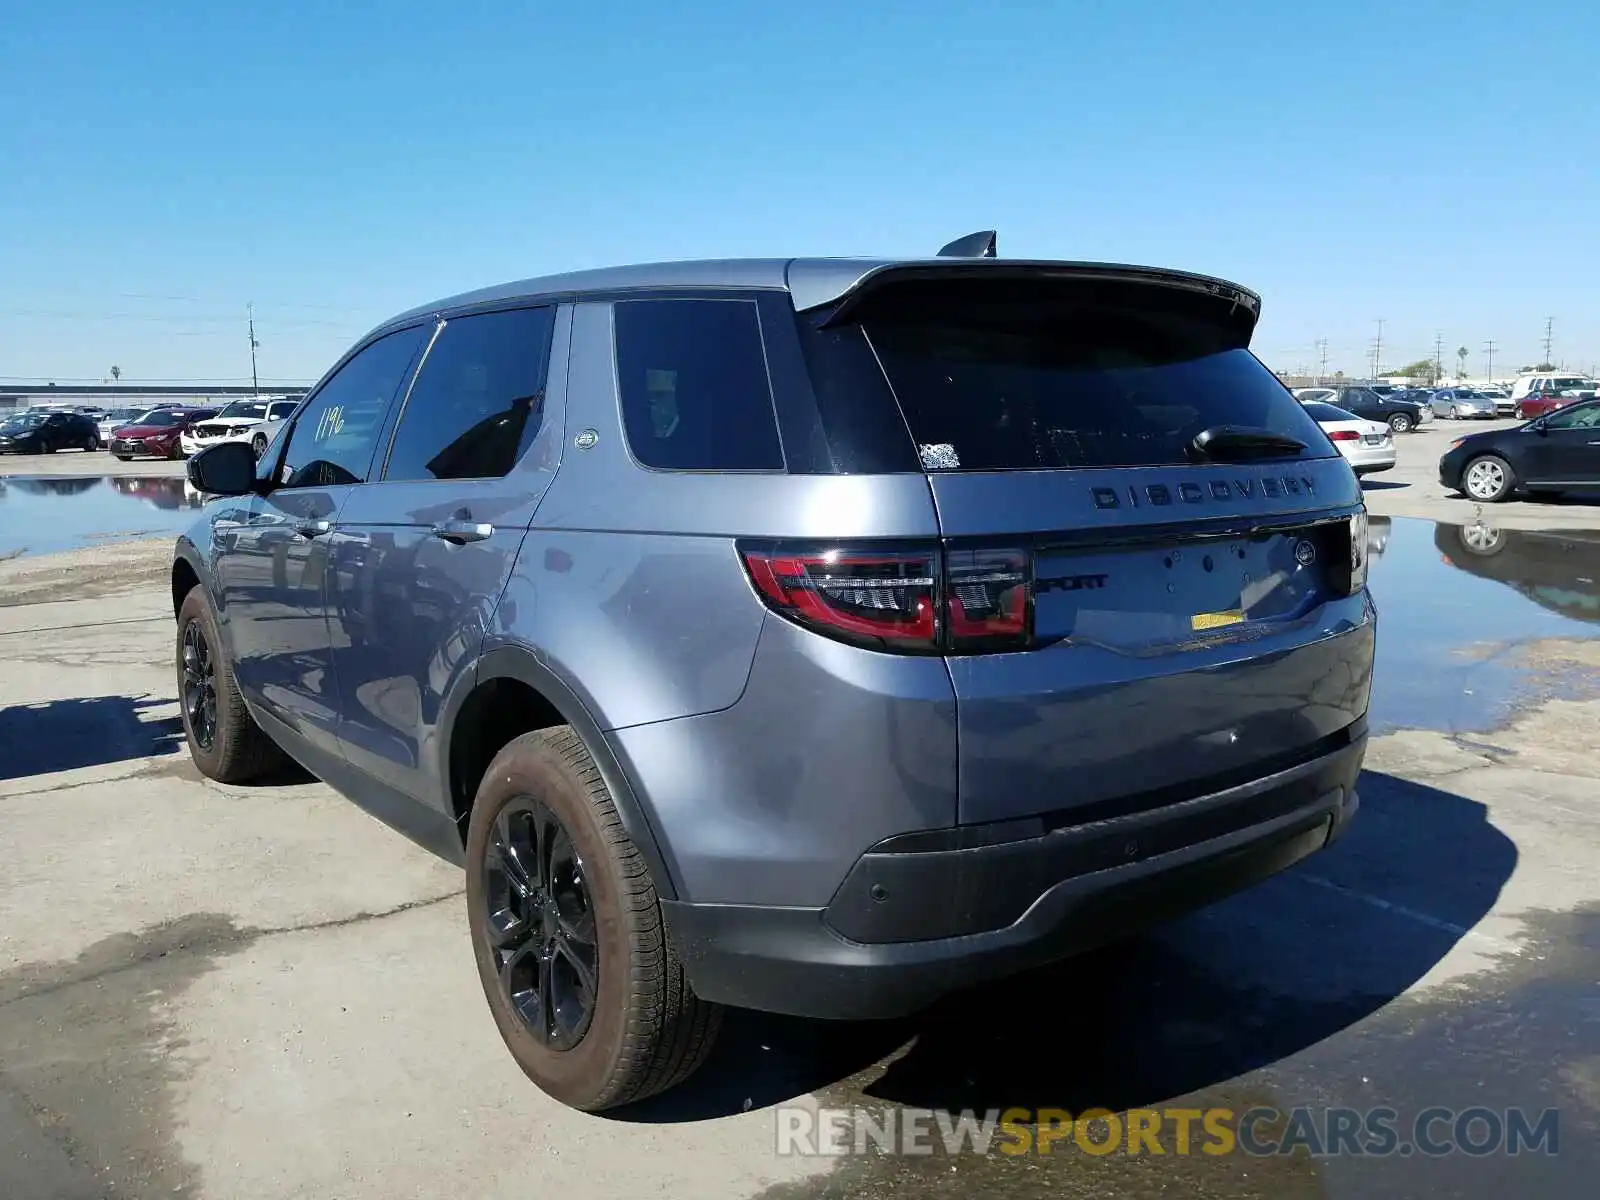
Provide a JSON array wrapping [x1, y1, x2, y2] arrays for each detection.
[[831, 265, 1375, 827]]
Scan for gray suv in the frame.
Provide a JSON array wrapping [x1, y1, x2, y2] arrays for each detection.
[[173, 236, 1376, 1112]]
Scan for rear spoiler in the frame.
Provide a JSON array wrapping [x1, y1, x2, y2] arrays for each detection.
[[795, 259, 1262, 334]]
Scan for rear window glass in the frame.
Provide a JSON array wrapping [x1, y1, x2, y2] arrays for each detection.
[[1302, 402, 1354, 422], [614, 298, 784, 471], [851, 283, 1333, 471]]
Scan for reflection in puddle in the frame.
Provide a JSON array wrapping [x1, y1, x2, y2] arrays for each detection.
[[1368, 516, 1600, 734], [0, 475, 205, 557]]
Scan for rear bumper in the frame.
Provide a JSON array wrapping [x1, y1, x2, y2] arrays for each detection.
[[666, 727, 1366, 1020]]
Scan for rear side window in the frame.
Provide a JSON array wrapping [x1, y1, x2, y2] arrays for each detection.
[[849, 281, 1334, 471], [383, 306, 555, 482], [614, 298, 784, 471]]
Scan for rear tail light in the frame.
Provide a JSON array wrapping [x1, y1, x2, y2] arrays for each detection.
[[1328, 430, 1360, 442], [944, 548, 1030, 651], [1315, 511, 1369, 596], [739, 545, 941, 652], [739, 542, 1036, 655]]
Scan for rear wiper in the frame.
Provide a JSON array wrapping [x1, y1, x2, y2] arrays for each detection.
[[1188, 425, 1306, 462]]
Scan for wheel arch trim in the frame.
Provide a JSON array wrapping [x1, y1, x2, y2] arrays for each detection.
[[442, 644, 681, 900]]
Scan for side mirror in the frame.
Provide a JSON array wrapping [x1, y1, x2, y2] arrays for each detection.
[[186, 441, 259, 497]]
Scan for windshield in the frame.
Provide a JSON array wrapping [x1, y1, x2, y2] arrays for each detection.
[[215, 401, 270, 420], [1, 412, 49, 430], [130, 410, 184, 427]]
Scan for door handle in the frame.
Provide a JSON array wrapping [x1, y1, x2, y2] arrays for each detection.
[[295, 519, 332, 538], [431, 519, 493, 544]]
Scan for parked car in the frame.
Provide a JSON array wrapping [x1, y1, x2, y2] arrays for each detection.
[[179, 397, 301, 458], [97, 407, 148, 444], [1328, 386, 1431, 432], [109, 408, 218, 460], [1430, 388, 1498, 420], [1438, 399, 1600, 502], [1515, 385, 1586, 420], [1292, 387, 1337, 404], [0, 409, 102, 454], [1300, 401, 1396, 475], [1475, 387, 1516, 416], [172, 241, 1376, 1113]]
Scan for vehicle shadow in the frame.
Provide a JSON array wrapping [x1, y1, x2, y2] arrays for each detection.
[[612, 770, 1516, 1122], [1360, 480, 1409, 491], [0, 694, 184, 781]]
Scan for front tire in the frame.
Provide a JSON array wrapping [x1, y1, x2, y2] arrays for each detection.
[[465, 727, 722, 1112], [1387, 413, 1413, 434], [1462, 454, 1516, 503], [251, 433, 268, 458], [176, 586, 287, 783]]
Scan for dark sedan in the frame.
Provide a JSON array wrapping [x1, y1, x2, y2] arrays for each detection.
[[108, 408, 218, 460], [0, 410, 102, 454], [1327, 386, 1431, 433], [1438, 399, 1600, 502]]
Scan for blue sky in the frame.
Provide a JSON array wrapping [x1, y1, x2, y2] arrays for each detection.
[[2, 0, 1596, 384]]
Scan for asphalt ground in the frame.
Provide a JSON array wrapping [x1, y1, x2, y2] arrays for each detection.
[[0, 429, 1595, 1199]]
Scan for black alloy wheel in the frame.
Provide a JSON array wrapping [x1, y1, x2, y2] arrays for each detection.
[[482, 796, 599, 1051], [181, 618, 218, 751]]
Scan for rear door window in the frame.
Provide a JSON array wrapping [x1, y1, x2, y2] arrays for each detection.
[[852, 286, 1334, 471], [382, 306, 555, 482], [614, 298, 784, 471]]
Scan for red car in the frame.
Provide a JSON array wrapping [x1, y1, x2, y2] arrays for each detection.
[[1515, 388, 1579, 420], [108, 408, 218, 461]]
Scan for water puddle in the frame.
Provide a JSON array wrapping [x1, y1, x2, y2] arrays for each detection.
[[0, 475, 203, 558], [1366, 515, 1600, 734]]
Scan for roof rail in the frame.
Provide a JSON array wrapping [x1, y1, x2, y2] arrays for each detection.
[[936, 230, 997, 258]]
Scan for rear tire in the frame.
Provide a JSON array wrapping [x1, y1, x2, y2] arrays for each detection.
[[465, 727, 722, 1112], [1461, 454, 1516, 503], [176, 586, 287, 783], [83, 434, 99, 451]]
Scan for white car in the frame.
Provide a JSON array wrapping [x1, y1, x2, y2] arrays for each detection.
[[1301, 401, 1396, 477], [97, 407, 147, 444], [1293, 387, 1337, 404], [179, 397, 300, 458]]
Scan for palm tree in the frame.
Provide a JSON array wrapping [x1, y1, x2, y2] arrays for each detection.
[[1456, 347, 1469, 380], [110, 365, 121, 382]]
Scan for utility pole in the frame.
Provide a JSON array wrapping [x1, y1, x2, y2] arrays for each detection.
[[1433, 332, 1444, 385], [1370, 318, 1384, 382], [248, 303, 261, 396], [1483, 337, 1496, 383], [1316, 338, 1328, 385], [1542, 317, 1554, 367]]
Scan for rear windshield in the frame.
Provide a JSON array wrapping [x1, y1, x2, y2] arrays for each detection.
[[1302, 402, 1356, 422], [845, 280, 1332, 471]]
